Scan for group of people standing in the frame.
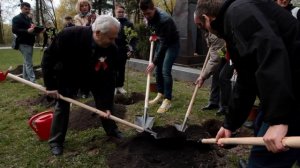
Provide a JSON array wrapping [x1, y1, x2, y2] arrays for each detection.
[[12, 0, 179, 156], [12, 0, 300, 167]]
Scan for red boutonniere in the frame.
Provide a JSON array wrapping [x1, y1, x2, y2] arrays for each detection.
[[149, 34, 158, 42], [95, 57, 108, 71]]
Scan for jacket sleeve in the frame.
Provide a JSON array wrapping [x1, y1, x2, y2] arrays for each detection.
[[74, 15, 82, 26], [153, 19, 177, 65], [201, 34, 224, 79], [41, 32, 62, 90], [223, 8, 295, 131], [12, 17, 29, 36]]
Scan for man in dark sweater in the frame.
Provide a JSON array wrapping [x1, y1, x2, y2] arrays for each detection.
[[12, 2, 36, 83], [140, 0, 180, 113], [195, 0, 300, 167], [42, 15, 123, 156], [114, 3, 136, 94]]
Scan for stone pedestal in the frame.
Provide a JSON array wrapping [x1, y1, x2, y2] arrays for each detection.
[[172, 0, 207, 66]]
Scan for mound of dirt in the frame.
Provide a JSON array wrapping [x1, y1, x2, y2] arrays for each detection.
[[16, 94, 56, 109], [69, 101, 127, 131], [114, 92, 144, 105], [9, 65, 43, 80], [107, 120, 227, 168]]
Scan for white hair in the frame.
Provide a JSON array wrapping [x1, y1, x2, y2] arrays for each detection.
[[92, 15, 120, 33]]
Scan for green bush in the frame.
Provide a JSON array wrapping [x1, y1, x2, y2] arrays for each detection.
[[134, 23, 151, 60]]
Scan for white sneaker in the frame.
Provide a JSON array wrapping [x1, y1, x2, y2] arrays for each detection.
[[117, 87, 127, 94], [149, 93, 163, 105], [157, 99, 172, 113]]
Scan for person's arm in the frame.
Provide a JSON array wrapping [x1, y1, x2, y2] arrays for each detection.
[[41, 32, 62, 91], [201, 34, 224, 79]]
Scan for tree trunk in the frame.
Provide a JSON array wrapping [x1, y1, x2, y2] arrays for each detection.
[[40, 0, 45, 25], [36, 0, 40, 25], [0, 3, 4, 44]]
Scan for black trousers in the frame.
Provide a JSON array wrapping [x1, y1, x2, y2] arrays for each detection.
[[116, 54, 127, 88], [219, 61, 234, 109], [48, 88, 118, 147]]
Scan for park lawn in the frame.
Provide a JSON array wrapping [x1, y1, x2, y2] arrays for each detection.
[[0, 48, 244, 167]]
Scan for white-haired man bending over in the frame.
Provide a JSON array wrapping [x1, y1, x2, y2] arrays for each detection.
[[42, 15, 122, 156]]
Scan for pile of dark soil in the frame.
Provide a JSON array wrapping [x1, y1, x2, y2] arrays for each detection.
[[69, 101, 127, 131], [107, 120, 227, 168], [114, 92, 144, 105], [16, 94, 56, 109], [9, 65, 43, 80]]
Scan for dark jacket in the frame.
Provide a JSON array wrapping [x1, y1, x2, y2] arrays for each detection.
[[212, 0, 300, 132], [115, 18, 136, 58], [41, 26, 118, 110], [12, 13, 35, 46], [147, 8, 179, 65]]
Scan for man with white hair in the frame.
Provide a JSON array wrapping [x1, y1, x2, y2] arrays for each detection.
[[42, 15, 122, 156]]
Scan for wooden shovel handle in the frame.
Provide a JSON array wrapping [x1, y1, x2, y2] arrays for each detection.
[[201, 137, 300, 148], [6, 73, 145, 132], [145, 41, 155, 109]]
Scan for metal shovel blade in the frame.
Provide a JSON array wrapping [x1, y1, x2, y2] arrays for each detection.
[[135, 114, 155, 131], [174, 123, 188, 132]]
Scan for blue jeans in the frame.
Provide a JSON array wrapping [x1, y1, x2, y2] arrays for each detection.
[[155, 42, 179, 100], [19, 44, 35, 82], [247, 122, 300, 168]]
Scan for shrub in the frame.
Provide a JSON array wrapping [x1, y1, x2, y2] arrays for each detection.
[[134, 23, 151, 60]]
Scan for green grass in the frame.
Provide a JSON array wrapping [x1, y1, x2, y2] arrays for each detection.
[[0, 48, 245, 167]]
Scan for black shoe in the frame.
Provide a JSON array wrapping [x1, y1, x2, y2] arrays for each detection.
[[202, 104, 219, 110], [216, 108, 226, 116], [108, 129, 124, 139], [51, 146, 63, 156]]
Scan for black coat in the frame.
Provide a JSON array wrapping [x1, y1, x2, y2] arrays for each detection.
[[41, 26, 118, 110], [12, 13, 35, 46], [213, 0, 300, 132]]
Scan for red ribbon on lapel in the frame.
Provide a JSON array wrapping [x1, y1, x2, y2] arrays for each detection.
[[95, 60, 108, 71]]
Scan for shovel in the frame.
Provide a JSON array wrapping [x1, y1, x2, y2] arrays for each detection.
[[175, 49, 211, 132], [200, 136, 300, 148], [4, 73, 158, 137], [135, 39, 156, 129]]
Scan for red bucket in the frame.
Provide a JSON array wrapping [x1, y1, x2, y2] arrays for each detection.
[[0, 70, 8, 82], [28, 110, 53, 141]]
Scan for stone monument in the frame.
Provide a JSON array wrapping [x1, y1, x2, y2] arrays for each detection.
[[172, 0, 207, 66]]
